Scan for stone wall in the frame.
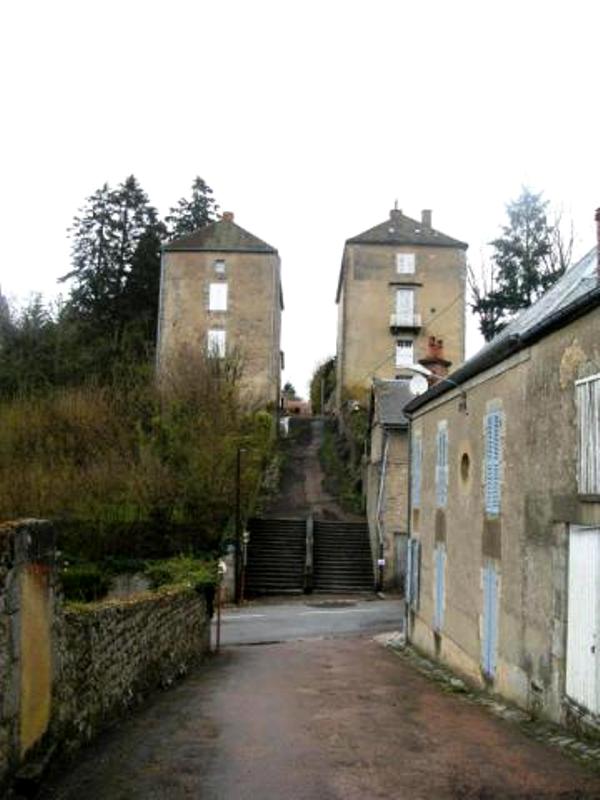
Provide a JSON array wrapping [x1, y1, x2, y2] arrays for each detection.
[[55, 587, 210, 754], [0, 520, 211, 794]]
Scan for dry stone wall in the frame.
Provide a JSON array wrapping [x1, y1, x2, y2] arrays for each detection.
[[0, 519, 211, 794], [56, 588, 209, 752]]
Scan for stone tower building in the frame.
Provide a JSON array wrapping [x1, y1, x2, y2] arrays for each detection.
[[335, 207, 468, 409], [157, 213, 283, 408]]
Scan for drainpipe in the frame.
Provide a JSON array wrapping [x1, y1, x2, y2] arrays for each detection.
[[406, 416, 413, 641], [375, 434, 390, 592]]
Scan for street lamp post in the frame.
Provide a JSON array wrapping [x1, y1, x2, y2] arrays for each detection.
[[234, 446, 243, 605]]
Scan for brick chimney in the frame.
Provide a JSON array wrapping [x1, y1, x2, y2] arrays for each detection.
[[418, 336, 452, 386], [222, 211, 234, 222], [421, 209, 432, 228]]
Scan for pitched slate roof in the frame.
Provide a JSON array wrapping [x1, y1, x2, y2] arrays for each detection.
[[405, 246, 600, 414], [163, 217, 278, 254], [372, 379, 414, 428], [347, 209, 468, 250]]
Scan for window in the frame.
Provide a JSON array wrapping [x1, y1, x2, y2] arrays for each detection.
[[435, 420, 448, 508], [395, 287, 415, 322], [396, 253, 415, 274], [395, 339, 414, 367], [207, 329, 226, 357], [411, 431, 422, 508], [576, 374, 600, 494], [484, 410, 502, 515], [209, 282, 228, 311], [214, 259, 226, 275]]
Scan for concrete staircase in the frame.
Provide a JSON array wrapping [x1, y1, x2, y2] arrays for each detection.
[[313, 520, 374, 593], [245, 518, 306, 596]]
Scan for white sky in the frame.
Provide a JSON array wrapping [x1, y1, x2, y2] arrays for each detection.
[[1, 0, 598, 397]]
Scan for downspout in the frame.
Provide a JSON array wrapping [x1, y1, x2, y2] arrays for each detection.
[[375, 433, 390, 592], [406, 415, 413, 641]]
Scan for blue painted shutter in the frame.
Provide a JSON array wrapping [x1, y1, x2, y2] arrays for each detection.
[[436, 424, 448, 508], [485, 411, 502, 515], [411, 433, 422, 508], [434, 545, 446, 631], [482, 563, 498, 677]]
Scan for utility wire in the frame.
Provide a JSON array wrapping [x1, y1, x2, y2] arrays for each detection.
[[352, 289, 464, 385]]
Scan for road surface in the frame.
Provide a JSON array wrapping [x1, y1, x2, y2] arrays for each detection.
[[38, 600, 600, 800]]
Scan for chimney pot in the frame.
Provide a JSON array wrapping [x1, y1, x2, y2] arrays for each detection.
[[222, 211, 234, 222], [422, 209, 432, 228]]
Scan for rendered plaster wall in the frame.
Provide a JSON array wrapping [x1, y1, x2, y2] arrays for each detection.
[[409, 307, 600, 727]]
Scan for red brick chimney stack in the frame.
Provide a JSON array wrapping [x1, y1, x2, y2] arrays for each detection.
[[222, 211, 234, 222], [419, 335, 452, 387]]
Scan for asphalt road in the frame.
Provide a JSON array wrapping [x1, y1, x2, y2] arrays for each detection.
[[37, 598, 600, 800], [215, 597, 405, 646]]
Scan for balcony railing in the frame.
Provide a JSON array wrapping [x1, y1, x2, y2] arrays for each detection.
[[390, 312, 422, 331]]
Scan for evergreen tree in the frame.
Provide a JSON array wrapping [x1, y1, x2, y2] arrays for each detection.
[[165, 176, 218, 239], [471, 188, 568, 341], [63, 176, 165, 351]]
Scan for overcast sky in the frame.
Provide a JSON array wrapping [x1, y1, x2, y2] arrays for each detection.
[[1, 0, 598, 396]]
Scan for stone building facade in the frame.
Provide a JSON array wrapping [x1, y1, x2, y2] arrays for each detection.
[[157, 213, 283, 409], [365, 380, 411, 589], [335, 207, 468, 410], [403, 240, 600, 731]]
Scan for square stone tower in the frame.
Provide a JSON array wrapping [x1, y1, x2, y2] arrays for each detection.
[[335, 207, 467, 409], [157, 212, 283, 408]]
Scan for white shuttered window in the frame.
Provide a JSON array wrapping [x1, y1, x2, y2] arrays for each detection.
[[485, 410, 502, 515], [435, 421, 448, 508], [577, 375, 600, 495]]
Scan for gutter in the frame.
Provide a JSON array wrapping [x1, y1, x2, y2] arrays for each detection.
[[404, 285, 600, 415]]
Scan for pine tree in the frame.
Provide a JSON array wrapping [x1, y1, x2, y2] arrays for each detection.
[[63, 176, 165, 341], [471, 188, 568, 341], [165, 176, 218, 239]]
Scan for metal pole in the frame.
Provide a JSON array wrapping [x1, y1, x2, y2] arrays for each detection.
[[234, 446, 242, 605], [216, 582, 222, 653]]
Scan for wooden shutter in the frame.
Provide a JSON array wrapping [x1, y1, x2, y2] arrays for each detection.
[[411, 432, 422, 509], [482, 561, 499, 677], [577, 376, 600, 494], [485, 411, 502, 515]]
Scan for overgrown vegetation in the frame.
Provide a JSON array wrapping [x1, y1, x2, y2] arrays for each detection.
[[60, 555, 216, 603], [319, 417, 366, 515], [309, 356, 336, 414], [0, 350, 275, 553]]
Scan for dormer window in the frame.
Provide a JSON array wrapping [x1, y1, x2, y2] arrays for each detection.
[[214, 259, 226, 275]]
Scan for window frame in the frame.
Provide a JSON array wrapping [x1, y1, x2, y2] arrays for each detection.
[[207, 328, 226, 358], [395, 338, 414, 367], [396, 252, 416, 274], [209, 282, 228, 311]]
